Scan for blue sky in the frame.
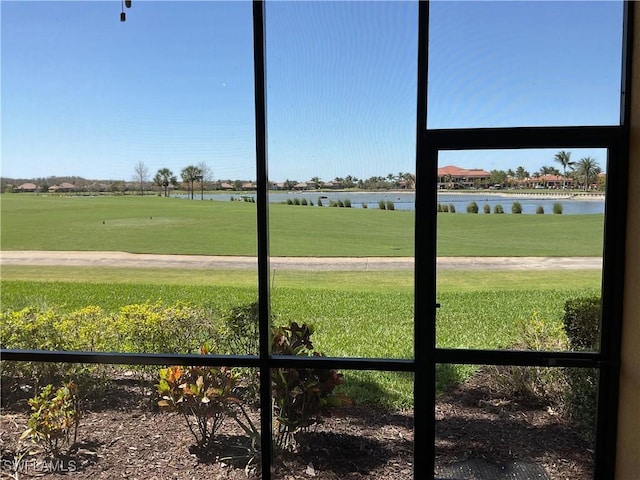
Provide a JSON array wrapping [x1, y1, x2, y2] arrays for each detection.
[[1, 1, 623, 182]]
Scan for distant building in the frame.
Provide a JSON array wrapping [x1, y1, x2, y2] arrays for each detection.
[[16, 183, 38, 192], [437, 165, 491, 189], [49, 182, 78, 193]]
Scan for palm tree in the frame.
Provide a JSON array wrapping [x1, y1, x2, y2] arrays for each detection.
[[154, 168, 177, 197], [574, 157, 601, 191], [554, 150, 574, 189], [181, 165, 202, 200]]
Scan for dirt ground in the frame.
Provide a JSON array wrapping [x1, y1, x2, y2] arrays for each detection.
[[0, 370, 593, 480]]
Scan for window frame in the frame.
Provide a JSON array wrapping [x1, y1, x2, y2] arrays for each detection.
[[1, 1, 633, 479]]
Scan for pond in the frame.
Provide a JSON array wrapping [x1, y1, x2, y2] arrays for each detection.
[[180, 191, 606, 215]]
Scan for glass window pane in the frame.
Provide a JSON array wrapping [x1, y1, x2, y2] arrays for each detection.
[[427, 1, 624, 129], [265, 1, 417, 358], [436, 364, 597, 479], [436, 148, 606, 352], [0, 2, 258, 355]]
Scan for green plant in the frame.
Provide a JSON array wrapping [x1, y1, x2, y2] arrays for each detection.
[[301, 198, 308, 206], [493, 204, 504, 214], [483, 203, 490, 214], [344, 198, 351, 208], [562, 296, 600, 442], [536, 205, 544, 214], [378, 199, 386, 210], [317, 197, 323, 207], [487, 311, 568, 407], [361, 202, 368, 209], [293, 198, 300, 206], [512, 201, 522, 214], [337, 199, 344, 207], [21, 382, 80, 456], [553, 202, 563, 214], [447, 203, 455, 213], [270, 322, 349, 450], [157, 360, 238, 449], [467, 201, 479, 213]]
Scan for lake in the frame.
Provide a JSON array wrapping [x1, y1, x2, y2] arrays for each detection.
[[180, 191, 605, 215]]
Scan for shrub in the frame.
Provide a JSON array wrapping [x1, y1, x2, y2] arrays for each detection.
[[300, 198, 308, 206], [361, 202, 368, 209], [157, 360, 239, 449], [536, 205, 545, 214], [344, 198, 351, 208], [466, 201, 479, 214], [437, 203, 442, 212], [562, 296, 601, 442], [487, 311, 568, 407], [114, 302, 220, 354], [293, 198, 300, 206], [448, 204, 455, 213], [286, 198, 293, 205], [330, 200, 338, 207], [22, 382, 80, 456], [553, 202, 563, 214], [271, 322, 349, 450], [493, 204, 504, 214], [386, 201, 395, 211], [337, 199, 344, 207], [317, 197, 323, 207], [441, 204, 449, 213], [483, 203, 490, 214], [378, 200, 386, 210], [511, 201, 522, 214], [563, 296, 600, 352]]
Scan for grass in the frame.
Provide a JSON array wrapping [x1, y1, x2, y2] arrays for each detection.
[[1, 268, 601, 408], [0, 194, 604, 256]]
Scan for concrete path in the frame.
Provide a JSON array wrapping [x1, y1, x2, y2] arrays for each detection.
[[0, 251, 602, 271]]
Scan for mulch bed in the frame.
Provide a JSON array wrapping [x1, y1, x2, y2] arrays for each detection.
[[0, 371, 593, 479]]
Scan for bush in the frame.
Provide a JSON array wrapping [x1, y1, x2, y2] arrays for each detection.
[[317, 197, 323, 207], [22, 382, 80, 456], [361, 202, 368, 209], [300, 198, 308, 206], [378, 200, 386, 210], [286, 198, 293, 205], [494, 204, 504, 214], [487, 311, 568, 407], [483, 203, 491, 214], [271, 322, 349, 450], [562, 296, 601, 442], [553, 202, 563, 214], [441, 204, 449, 213], [467, 201, 479, 213], [344, 198, 351, 208], [511, 201, 522, 214], [157, 362, 238, 449], [563, 296, 600, 351], [386, 200, 395, 211], [337, 199, 344, 207], [448, 204, 455, 213], [293, 198, 300, 206], [536, 205, 545, 214]]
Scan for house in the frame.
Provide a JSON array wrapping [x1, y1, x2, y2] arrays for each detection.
[[437, 165, 491, 189], [49, 182, 78, 193], [15, 183, 38, 192]]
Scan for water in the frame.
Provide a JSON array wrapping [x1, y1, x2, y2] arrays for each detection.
[[179, 191, 605, 215]]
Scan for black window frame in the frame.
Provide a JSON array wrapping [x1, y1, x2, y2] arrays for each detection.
[[1, 1, 633, 479]]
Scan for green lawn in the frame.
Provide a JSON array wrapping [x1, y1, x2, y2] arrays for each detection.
[[0, 194, 603, 256]]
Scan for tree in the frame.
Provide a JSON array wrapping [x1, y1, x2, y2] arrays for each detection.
[[181, 165, 202, 200], [133, 161, 149, 196], [154, 168, 177, 197], [197, 162, 212, 200], [554, 150, 574, 189], [574, 157, 601, 191]]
